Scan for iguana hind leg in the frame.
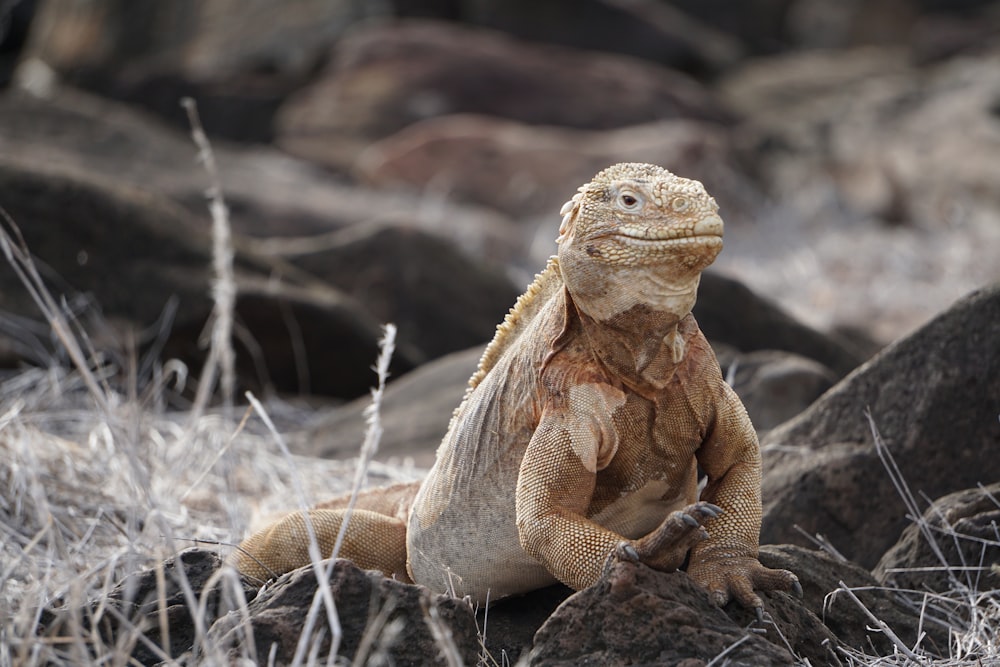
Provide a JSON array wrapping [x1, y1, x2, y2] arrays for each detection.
[[231, 508, 410, 584]]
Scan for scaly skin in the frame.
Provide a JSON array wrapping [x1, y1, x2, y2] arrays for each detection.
[[231, 163, 799, 613]]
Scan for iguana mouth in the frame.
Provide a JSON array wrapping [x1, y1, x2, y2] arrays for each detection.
[[616, 215, 724, 243]]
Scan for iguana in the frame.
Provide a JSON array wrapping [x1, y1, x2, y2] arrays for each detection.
[[232, 162, 800, 613]]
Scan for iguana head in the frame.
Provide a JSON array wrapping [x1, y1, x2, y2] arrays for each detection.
[[556, 163, 723, 322]]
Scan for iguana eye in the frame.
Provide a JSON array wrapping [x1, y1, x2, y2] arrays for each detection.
[[618, 191, 641, 210], [671, 196, 690, 212]]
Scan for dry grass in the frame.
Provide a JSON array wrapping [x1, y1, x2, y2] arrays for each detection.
[[0, 115, 422, 664], [812, 415, 1000, 667], [0, 326, 419, 665]]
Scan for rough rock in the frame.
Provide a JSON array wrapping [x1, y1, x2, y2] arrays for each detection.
[[38, 549, 253, 666], [695, 272, 866, 378], [0, 87, 524, 264], [0, 156, 417, 398], [720, 349, 838, 432], [393, 0, 743, 73], [275, 20, 729, 169], [760, 283, 1000, 568], [874, 483, 1000, 595], [479, 584, 573, 665], [753, 544, 949, 659], [39, 545, 948, 665], [17, 0, 388, 141], [208, 558, 480, 666], [356, 114, 762, 222], [293, 347, 481, 466], [287, 225, 519, 364], [523, 543, 944, 666], [527, 562, 796, 666]]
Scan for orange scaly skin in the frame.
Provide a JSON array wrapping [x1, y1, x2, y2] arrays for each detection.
[[231, 163, 799, 614]]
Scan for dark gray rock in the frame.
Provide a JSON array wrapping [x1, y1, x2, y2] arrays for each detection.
[[293, 346, 481, 466], [288, 225, 520, 365], [478, 584, 573, 666], [874, 483, 1000, 595], [209, 558, 481, 666], [0, 156, 416, 398], [392, 0, 743, 73], [760, 283, 1000, 568], [722, 349, 838, 432], [37, 548, 252, 666], [18, 0, 387, 141], [527, 561, 796, 666], [275, 20, 729, 169], [752, 544, 949, 659], [696, 272, 867, 378]]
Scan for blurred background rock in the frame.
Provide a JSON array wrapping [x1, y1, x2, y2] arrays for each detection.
[[1, 0, 998, 411]]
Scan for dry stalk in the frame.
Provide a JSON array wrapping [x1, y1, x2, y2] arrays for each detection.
[[181, 97, 236, 420]]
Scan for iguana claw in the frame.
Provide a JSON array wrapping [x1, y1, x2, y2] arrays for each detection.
[[792, 579, 803, 598], [616, 542, 641, 563], [754, 606, 765, 625]]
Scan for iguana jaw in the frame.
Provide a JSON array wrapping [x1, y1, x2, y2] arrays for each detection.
[[600, 213, 723, 269], [615, 213, 724, 244]]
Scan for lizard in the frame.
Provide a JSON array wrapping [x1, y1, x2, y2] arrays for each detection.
[[231, 162, 800, 613]]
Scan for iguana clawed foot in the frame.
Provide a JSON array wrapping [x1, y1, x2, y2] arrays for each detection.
[[609, 502, 721, 573], [687, 553, 801, 615], [607, 501, 801, 615]]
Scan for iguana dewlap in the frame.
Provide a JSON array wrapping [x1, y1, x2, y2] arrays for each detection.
[[232, 163, 799, 612]]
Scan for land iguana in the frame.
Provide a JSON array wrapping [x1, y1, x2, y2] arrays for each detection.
[[232, 162, 800, 614]]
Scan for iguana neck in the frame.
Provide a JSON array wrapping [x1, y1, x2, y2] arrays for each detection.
[[567, 281, 699, 393]]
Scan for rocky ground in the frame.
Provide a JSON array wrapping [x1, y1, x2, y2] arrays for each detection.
[[1, 1, 999, 665]]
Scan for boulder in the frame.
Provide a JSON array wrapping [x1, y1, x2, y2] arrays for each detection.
[[0, 87, 524, 263], [44, 544, 949, 665], [208, 558, 480, 666], [391, 0, 743, 73], [38, 549, 256, 666], [527, 562, 797, 666], [287, 225, 520, 365], [0, 156, 417, 398], [293, 346, 481, 466], [275, 20, 729, 169], [356, 114, 762, 223], [695, 272, 867, 378], [16, 0, 388, 141], [527, 544, 943, 666], [754, 545, 948, 658], [760, 283, 1000, 568], [874, 483, 1000, 594], [720, 349, 838, 432]]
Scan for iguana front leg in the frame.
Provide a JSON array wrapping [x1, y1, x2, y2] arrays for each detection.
[[514, 392, 709, 589], [689, 382, 800, 610]]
